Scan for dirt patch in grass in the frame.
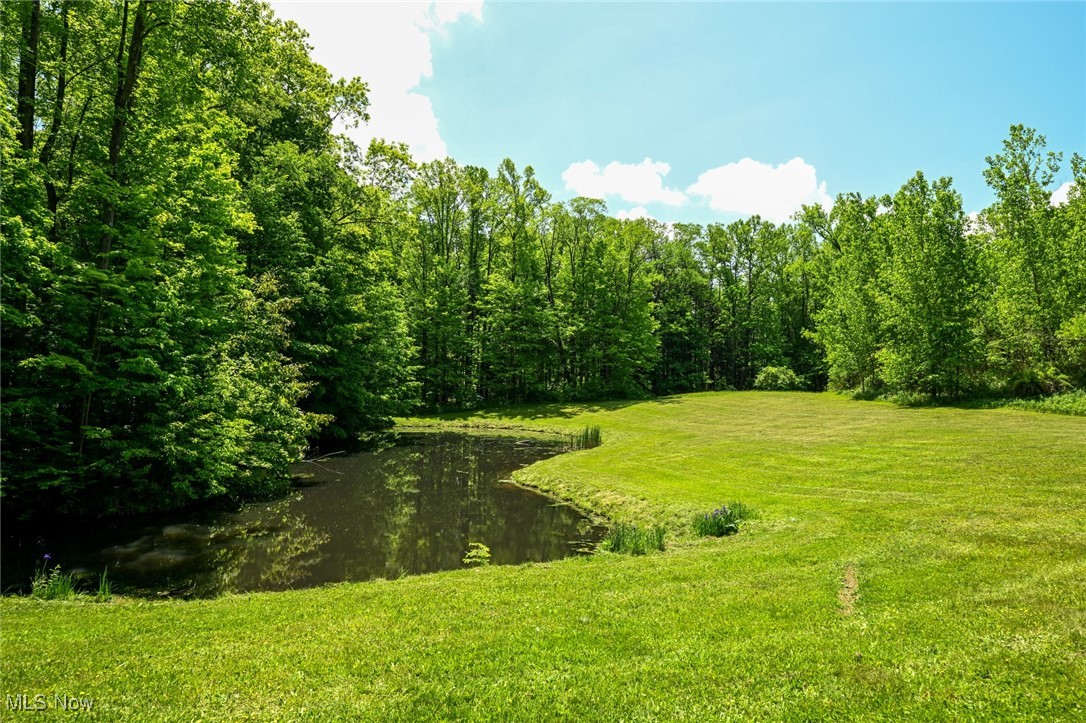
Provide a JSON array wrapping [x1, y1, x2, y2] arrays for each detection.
[[839, 565, 859, 615]]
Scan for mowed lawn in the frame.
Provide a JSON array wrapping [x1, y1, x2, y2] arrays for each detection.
[[2, 392, 1084, 720]]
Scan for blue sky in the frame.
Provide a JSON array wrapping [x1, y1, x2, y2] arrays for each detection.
[[273, 1, 1085, 223]]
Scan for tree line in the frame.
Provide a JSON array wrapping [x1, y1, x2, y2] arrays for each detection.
[[3, 0, 1083, 516]]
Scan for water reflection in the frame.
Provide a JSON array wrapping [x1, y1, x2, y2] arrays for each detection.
[[1, 433, 604, 597]]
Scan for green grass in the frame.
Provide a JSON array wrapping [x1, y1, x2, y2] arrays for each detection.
[[3, 392, 1085, 720]]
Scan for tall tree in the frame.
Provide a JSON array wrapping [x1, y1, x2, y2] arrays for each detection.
[[981, 125, 1072, 391], [805, 195, 886, 392], [878, 173, 981, 398]]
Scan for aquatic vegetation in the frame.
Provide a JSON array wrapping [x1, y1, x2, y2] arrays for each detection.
[[571, 426, 602, 450], [600, 523, 665, 555]]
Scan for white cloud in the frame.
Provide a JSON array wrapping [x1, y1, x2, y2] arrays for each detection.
[[1051, 181, 1074, 207], [687, 157, 831, 224], [615, 206, 654, 221], [562, 158, 687, 206], [966, 210, 997, 235], [270, 1, 483, 162]]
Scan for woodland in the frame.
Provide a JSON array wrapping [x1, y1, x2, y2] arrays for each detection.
[[3, 0, 1084, 517]]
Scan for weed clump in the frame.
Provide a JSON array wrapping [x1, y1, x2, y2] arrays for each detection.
[[29, 554, 113, 601], [96, 567, 113, 602], [600, 523, 665, 555], [570, 426, 602, 450], [693, 502, 754, 537], [31, 555, 77, 600]]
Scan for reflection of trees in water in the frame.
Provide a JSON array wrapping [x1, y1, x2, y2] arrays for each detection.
[[205, 498, 330, 594], [350, 448, 421, 580], [80, 435, 600, 596], [379, 436, 592, 573], [387, 437, 496, 574]]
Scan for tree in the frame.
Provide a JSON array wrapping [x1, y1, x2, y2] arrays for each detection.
[[981, 125, 1073, 390], [806, 195, 886, 392], [878, 173, 981, 398]]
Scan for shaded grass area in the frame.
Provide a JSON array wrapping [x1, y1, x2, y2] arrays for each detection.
[[3, 392, 1085, 719], [867, 389, 1086, 417]]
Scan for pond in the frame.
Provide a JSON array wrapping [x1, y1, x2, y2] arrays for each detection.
[[1, 432, 605, 597]]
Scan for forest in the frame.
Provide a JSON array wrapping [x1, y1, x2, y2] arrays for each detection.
[[3, 0, 1084, 517]]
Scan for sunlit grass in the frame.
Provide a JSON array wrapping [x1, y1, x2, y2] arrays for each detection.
[[3, 392, 1084, 719]]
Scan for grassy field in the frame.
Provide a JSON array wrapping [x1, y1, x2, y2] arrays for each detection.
[[2, 392, 1085, 720]]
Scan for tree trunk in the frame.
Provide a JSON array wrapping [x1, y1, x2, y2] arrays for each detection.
[[80, 0, 152, 449], [17, 0, 41, 153]]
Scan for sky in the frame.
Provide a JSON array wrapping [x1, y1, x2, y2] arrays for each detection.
[[270, 1, 1085, 224]]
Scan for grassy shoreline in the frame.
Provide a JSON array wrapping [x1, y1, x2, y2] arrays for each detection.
[[3, 392, 1085, 720]]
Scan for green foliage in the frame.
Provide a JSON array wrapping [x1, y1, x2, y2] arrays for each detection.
[[693, 502, 754, 537], [803, 125, 1081, 404], [2, 0, 1078, 522], [1000, 390, 1086, 417], [753, 366, 804, 391], [1004, 366, 1074, 397], [804, 195, 885, 393], [1, 0, 407, 516], [462, 542, 492, 567], [600, 523, 666, 555], [31, 559, 76, 601], [877, 174, 982, 398], [571, 426, 602, 450]]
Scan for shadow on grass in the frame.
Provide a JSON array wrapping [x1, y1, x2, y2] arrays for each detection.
[[425, 395, 684, 421], [846, 390, 1086, 417]]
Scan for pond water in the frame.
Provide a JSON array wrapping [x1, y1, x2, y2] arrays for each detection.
[[1, 432, 605, 597]]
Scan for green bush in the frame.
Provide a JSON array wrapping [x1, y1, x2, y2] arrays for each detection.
[[753, 366, 804, 391], [879, 391, 934, 407], [600, 523, 665, 555], [693, 502, 754, 537], [1002, 390, 1086, 417], [1005, 366, 1074, 397]]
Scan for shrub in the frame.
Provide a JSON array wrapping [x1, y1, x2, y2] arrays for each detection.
[[693, 502, 754, 537], [879, 391, 933, 407], [600, 523, 665, 555], [1005, 367, 1074, 397], [753, 366, 803, 391], [1003, 390, 1086, 417]]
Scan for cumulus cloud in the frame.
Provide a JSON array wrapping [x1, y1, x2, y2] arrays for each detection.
[[687, 157, 832, 223], [615, 206, 654, 221], [1051, 181, 1074, 207], [562, 158, 688, 206], [270, 1, 483, 162]]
